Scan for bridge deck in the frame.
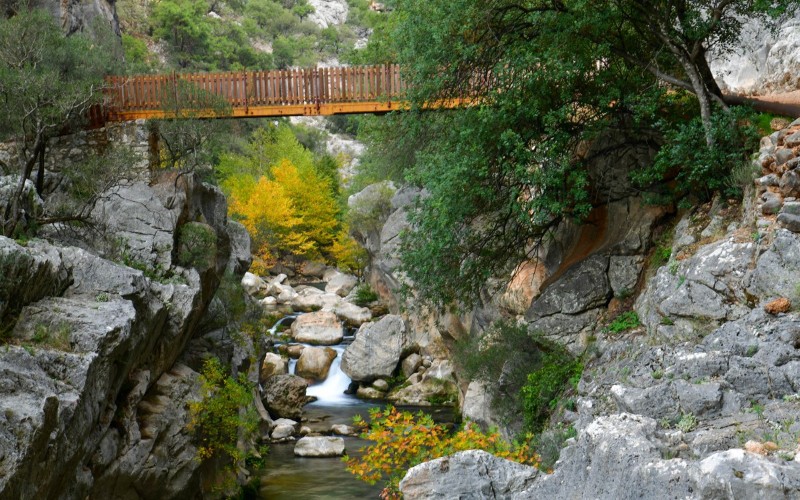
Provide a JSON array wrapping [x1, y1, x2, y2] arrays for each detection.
[[103, 64, 420, 121], [97, 63, 800, 125]]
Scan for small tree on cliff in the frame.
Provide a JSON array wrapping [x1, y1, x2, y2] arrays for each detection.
[[0, 9, 116, 237]]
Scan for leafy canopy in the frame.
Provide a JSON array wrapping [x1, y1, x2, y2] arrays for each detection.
[[356, 0, 790, 307], [220, 124, 363, 270]]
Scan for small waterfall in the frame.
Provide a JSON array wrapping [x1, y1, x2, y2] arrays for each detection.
[[275, 313, 360, 407], [306, 345, 359, 406]]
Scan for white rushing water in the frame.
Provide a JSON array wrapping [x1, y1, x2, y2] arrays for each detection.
[[306, 344, 361, 406]]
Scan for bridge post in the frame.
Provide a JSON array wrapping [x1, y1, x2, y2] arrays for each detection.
[[147, 121, 160, 176]]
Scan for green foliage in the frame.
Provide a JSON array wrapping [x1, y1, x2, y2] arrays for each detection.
[[345, 405, 539, 498], [521, 339, 583, 434], [187, 357, 259, 466], [351, 0, 791, 308], [676, 413, 698, 433], [0, 9, 118, 236], [177, 222, 218, 270], [652, 246, 672, 269], [122, 34, 157, 73], [458, 321, 582, 434], [605, 311, 641, 334], [633, 107, 761, 201], [31, 322, 72, 351], [151, 0, 211, 68], [353, 284, 379, 306]]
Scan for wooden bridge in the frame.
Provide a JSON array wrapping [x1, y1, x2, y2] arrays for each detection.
[[99, 64, 434, 123], [93, 63, 800, 125]]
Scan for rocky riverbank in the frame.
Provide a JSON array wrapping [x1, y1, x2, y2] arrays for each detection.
[[0, 171, 253, 498], [245, 258, 460, 452], [392, 122, 800, 498]]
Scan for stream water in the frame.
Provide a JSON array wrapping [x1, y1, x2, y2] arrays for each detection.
[[258, 314, 454, 499]]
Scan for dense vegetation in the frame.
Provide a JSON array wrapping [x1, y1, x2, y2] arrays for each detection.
[[119, 0, 393, 72], [345, 405, 539, 498], [349, 0, 794, 307], [0, 10, 122, 237]]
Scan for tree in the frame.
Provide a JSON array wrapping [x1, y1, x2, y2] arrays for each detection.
[[220, 125, 346, 267], [151, 0, 211, 68], [0, 9, 117, 237], [361, 0, 790, 307]]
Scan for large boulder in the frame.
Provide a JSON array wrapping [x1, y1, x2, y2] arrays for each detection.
[[262, 374, 309, 420], [341, 315, 410, 382], [291, 311, 343, 345], [290, 288, 343, 312], [293, 436, 346, 457], [332, 301, 372, 326], [399, 450, 540, 499], [295, 346, 337, 381]]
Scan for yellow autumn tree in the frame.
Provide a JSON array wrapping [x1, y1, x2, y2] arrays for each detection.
[[221, 124, 350, 268]]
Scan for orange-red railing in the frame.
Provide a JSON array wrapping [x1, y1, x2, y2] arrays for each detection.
[[99, 64, 409, 122]]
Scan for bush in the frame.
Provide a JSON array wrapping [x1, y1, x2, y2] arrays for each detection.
[[187, 358, 259, 466], [521, 339, 583, 433], [353, 284, 379, 306], [605, 311, 640, 334], [633, 107, 761, 202], [345, 405, 539, 499], [177, 222, 218, 270]]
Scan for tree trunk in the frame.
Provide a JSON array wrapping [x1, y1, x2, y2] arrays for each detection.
[[3, 136, 44, 237], [35, 144, 46, 196]]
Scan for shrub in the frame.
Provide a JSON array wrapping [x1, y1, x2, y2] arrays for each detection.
[[177, 222, 218, 270], [633, 107, 761, 201], [521, 340, 583, 433], [187, 358, 259, 467], [345, 405, 539, 498], [605, 311, 640, 334], [353, 284, 379, 306]]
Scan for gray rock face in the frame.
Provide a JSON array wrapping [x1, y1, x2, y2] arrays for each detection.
[[294, 436, 346, 457], [637, 236, 755, 336], [403, 414, 800, 499], [307, 0, 348, 29], [0, 169, 247, 499], [711, 15, 800, 95], [91, 181, 184, 272], [291, 310, 343, 345], [0, 238, 69, 321], [226, 220, 252, 275], [527, 255, 611, 318], [341, 315, 409, 381], [262, 374, 309, 420], [747, 229, 800, 301], [399, 450, 540, 499]]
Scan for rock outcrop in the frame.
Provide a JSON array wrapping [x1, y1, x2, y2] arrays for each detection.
[[0, 171, 248, 499], [341, 314, 410, 381]]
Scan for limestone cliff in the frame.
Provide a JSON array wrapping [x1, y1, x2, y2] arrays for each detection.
[[0, 148, 252, 498]]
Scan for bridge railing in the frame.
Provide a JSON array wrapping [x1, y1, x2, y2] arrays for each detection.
[[103, 64, 407, 119]]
